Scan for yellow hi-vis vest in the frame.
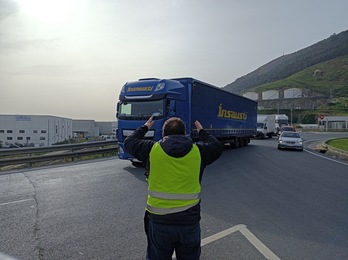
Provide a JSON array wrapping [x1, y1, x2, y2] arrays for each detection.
[[146, 142, 201, 215]]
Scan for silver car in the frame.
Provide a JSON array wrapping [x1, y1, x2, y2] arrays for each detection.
[[278, 131, 303, 151]]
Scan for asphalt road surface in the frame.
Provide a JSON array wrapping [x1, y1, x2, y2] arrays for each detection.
[[1, 133, 347, 260]]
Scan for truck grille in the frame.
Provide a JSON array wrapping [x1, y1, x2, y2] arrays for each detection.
[[122, 135, 154, 141]]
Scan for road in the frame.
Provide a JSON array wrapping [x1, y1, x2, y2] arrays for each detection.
[[1, 133, 347, 260]]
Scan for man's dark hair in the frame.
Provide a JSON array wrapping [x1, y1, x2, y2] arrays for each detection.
[[162, 117, 186, 136]]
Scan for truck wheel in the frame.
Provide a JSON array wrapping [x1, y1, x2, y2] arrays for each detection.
[[244, 137, 249, 146], [239, 138, 243, 147], [234, 138, 240, 148]]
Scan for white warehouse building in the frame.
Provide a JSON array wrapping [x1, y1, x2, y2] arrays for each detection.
[[0, 115, 72, 147], [284, 88, 302, 99], [262, 90, 279, 100], [0, 114, 117, 148], [243, 92, 259, 100], [72, 120, 99, 138]]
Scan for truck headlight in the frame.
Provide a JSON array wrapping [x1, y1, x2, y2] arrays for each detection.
[[155, 82, 165, 91]]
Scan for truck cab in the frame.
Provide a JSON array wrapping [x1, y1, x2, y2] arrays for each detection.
[[256, 114, 276, 138], [275, 114, 289, 135], [116, 78, 188, 161]]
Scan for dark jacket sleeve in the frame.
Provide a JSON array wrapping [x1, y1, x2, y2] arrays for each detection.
[[197, 129, 223, 166], [124, 125, 155, 163]]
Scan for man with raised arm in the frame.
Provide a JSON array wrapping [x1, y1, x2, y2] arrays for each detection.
[[124, 116, 223, 260]]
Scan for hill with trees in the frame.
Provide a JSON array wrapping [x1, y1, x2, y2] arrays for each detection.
[[253, 55, 348, 122], [223, 29, 348, 95], [250, 55, 348, 98]]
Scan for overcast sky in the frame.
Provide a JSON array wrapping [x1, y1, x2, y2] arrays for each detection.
[[1, 0, 347, 121]]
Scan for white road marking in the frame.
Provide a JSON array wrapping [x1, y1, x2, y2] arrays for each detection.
[[303, 139, 348, 166], [238, 225, 280, 260], [304, 149, 348, 166], [0, 198, 35, 207], [173, 224, 280, 259], [202, 224, 280, 260], [201, 224, 241, 246]]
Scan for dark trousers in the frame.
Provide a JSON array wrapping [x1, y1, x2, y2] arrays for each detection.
[[145, 218, 201, 260]]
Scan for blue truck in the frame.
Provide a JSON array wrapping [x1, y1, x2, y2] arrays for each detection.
[[116, 77, 257, 162]]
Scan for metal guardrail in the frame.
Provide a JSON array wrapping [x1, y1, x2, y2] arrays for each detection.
[[0, 140, 118, 168], [0, 140, 117, 156]]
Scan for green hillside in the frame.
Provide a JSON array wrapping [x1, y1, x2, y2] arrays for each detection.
[[222, 29, 348, 122], [249, 55, 348, 97], [254, 55, 348, 123], [223, 29, 348, 94]]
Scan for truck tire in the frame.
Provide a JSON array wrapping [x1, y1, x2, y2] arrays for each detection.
[[234, 138, 240, 148], [240, 137, 246, 147], [244, 137, 249, 146]]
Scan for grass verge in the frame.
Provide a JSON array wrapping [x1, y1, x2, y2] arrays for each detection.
[[326, 138, 348, 151]]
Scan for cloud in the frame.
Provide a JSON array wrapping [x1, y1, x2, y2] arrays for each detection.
[[0, 0, 19, 20]]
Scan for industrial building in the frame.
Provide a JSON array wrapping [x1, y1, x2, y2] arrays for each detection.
[[0, 115, 116, 148], [72, 120, 117, 138], [318, 116, 348, 131], [0, 115, 73, 147]]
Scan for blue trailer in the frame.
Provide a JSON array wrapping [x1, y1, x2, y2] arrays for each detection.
[[116, 77, 257, 161]]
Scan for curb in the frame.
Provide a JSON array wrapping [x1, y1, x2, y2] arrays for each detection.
[[311, 138, 348, 161], [325, 143, 348, 161]]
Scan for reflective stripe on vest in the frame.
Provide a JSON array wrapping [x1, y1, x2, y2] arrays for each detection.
[[148, 190, 200, 200], [146, 142, 201, 215], [146, 201, 200, 215]]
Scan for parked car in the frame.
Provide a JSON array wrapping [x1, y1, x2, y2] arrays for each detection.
[[278, 131, 303, 151]]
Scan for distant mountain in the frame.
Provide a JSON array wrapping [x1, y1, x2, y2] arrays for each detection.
[[223, 29, 348, 94]]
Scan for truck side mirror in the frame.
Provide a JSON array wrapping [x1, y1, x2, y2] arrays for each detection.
[[116, 102, 120, 118]]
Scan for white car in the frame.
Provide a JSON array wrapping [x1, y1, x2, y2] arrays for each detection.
[[278, 131, 303, 151]]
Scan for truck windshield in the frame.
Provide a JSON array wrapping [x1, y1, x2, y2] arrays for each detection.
[[118, 100, 164, 120], [276, 119, 288, 125]]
